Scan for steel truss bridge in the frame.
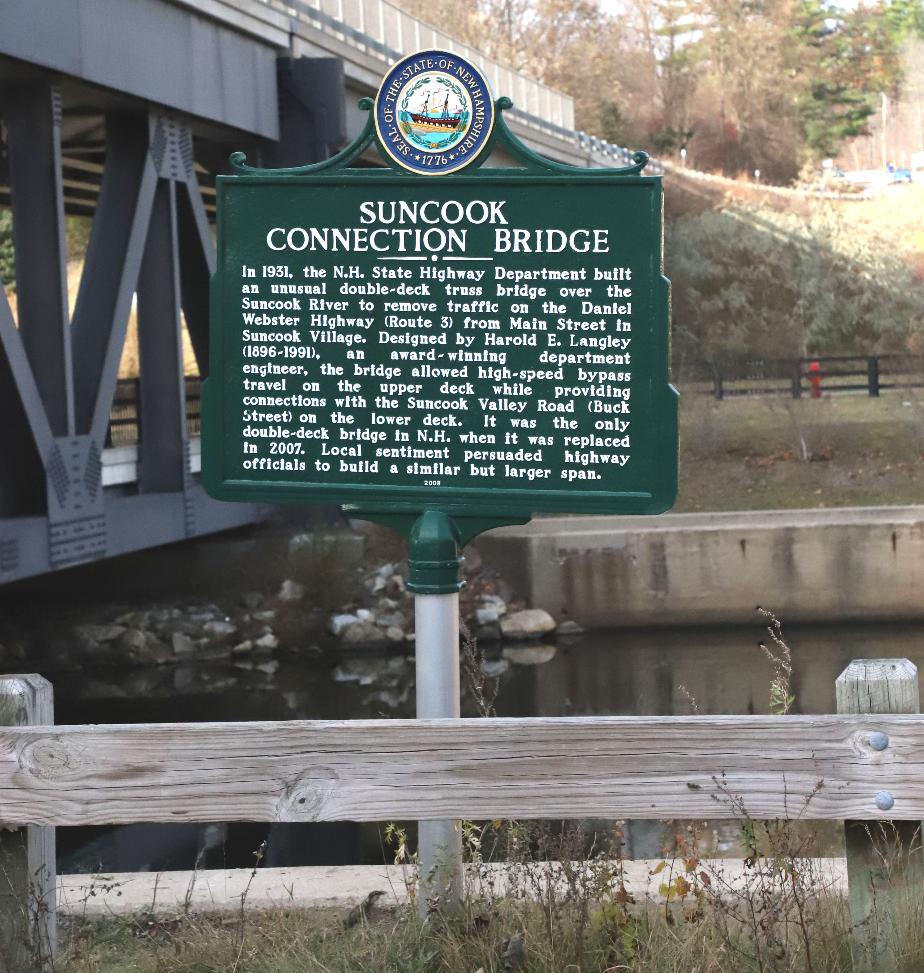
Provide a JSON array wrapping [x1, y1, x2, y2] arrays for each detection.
[[0, 0, 642, 585]]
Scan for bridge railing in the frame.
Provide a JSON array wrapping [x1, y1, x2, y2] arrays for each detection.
[[105, 376, 201, 448], [259, 0, 575, 131], [0, 659, 920, 967]]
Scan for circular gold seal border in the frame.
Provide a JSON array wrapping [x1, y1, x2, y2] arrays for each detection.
[[373, 49, 496, 176]]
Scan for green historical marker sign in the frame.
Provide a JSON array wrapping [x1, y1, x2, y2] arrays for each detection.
[[203, 51, 677, 524]]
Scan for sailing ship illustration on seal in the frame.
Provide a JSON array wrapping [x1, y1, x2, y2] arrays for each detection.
[[398, 78, 471, 150], [409, 91, 464, 130]]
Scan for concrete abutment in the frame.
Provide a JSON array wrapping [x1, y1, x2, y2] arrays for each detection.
[[476, 506, 924, 628]]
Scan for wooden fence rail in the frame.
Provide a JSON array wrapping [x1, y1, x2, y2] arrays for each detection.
[[0, 661, 921, 971], [1, 713, 923, 825]]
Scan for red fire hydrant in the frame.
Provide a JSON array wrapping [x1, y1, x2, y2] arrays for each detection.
[[808, 360, 822, 398]]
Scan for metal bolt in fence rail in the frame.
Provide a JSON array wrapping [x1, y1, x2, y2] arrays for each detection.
[[836, 659, 922, 973]]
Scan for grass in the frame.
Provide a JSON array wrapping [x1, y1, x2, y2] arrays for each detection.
[[51, 617, 924, 973], [675, 393, 924, 512], [53, 864, 924, 973], [53, 901, 839, 973], [667, 171, 924, 259]]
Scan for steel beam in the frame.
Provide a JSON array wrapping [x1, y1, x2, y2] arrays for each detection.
[[70, 113, 157, 444], [176, 176, 215, 377], [137, 180, 186, 494], [0, 31, 375, 583], [0, 0, 280, 139], [3, 81, 75, 438], [267, 58, 347, 167], [0, 487, 264, 584], [0, 292, 47, 518]]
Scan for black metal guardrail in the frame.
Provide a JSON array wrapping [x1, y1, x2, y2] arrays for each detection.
[[106, 376, 201, 448], [679, 355, 924, 400], [102, 357, 918, 449]]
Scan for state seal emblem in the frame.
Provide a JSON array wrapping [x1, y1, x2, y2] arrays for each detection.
[[375, 51, 495, 175]]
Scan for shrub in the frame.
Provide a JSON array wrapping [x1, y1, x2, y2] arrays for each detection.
[[666, 202, 924, 364]]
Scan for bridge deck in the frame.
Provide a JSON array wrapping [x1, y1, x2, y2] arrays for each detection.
[[102, 440, 201, 488]]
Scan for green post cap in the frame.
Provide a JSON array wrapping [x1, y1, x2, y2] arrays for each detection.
[[407, 510, 463, 595]]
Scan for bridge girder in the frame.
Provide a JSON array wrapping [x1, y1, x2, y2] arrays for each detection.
[[0, 75, 270, 584]]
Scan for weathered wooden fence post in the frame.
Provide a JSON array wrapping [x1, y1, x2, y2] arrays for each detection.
[[836, 659, 922, 971], [0, 675, 55, 972]]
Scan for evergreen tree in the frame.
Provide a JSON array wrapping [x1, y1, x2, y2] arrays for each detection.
[[791, 1, 902, 161]]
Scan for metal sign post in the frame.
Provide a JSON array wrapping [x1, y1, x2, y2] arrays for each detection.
[[408, 511, 464, 912], [203, 49, 677, 913]]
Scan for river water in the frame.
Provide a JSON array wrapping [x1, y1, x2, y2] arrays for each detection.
[[43, 620, 924, 874]]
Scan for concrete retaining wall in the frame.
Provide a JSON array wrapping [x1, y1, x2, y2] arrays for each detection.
[[476, 507, 924, 628]]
